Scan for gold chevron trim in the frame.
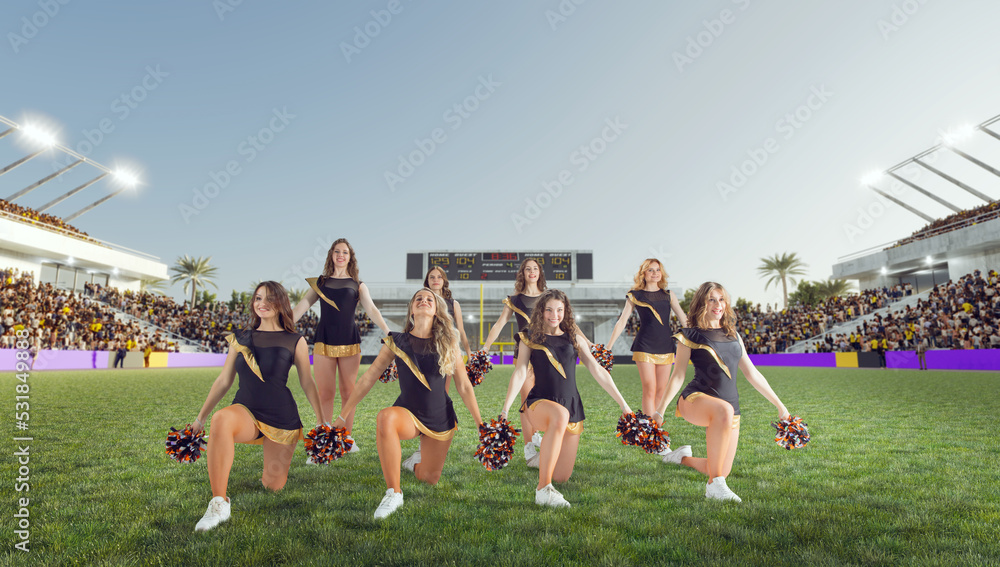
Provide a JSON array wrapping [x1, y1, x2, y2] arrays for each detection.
[[518, 332, 567, 379], [305, 277, 339, 311], [383, 335, 430, 391], [674, 333, 732, 379], [627, 292, 664, 325], [226, 333, 263, 381]]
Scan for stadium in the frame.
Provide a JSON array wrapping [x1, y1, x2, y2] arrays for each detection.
[[3, 4, 1000, 566]]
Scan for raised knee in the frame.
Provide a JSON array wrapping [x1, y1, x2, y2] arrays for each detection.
[[553, 472, 572, 484], [262, 476, 287, 491], [418, 471, 442, 486]]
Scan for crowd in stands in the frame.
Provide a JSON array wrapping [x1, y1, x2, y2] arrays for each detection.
[[0, 269, 368, 355], [806, 270, 1000, 354], [891, 200, 1000, 249], [0, 198, 94, 241], [737, 284, 915, 354]]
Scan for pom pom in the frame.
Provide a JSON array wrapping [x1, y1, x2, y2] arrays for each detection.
[[772, 415, 810, 450], [165, 425, 207, 463], [474, 415, 521, 471], [304, 424, 354, 464], [379, 360, 398, 383], [616, 411, 670, 454], [465, 350, 493, 386], [590, 343, 613, 372]]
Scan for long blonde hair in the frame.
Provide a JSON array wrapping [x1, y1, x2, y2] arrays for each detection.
[[403, 288, 460, 376], [631, 258, 668, 291], [687, 282, 738, 337]]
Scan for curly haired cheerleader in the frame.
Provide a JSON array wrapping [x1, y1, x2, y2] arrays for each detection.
[[499, 290, 632, 508], [292, 238, 390, 455], [655, 282, 792, 503]]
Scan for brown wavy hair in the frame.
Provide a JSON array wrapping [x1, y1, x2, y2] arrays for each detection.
[[527, 289, 580, 357], [513, 258, 547, 295], [687, 282, 737, 338], [423, 266, 452, 301], [248, 281, 296, 333], [403, 288, 460, 376], [631, 258, 668, 291], [322, 238, 359, 282]]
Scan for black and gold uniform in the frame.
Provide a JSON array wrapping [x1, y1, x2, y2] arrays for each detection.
[[503, 294, 540, 359], [675, 327, 744, 428], [627, 289, 676, 365], [519, 331, 584, 434], [306, 276, 361, 357], [383, 332, 457, 440], [227, 329, 304, 445]]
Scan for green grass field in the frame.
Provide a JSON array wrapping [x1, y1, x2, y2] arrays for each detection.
[[2, 364, 998, 566]]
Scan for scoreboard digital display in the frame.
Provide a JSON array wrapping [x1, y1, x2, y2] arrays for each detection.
[[426, 252, 573, 282]]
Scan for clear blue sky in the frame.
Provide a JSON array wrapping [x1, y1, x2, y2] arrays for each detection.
[[3, 1, 1000, 306]]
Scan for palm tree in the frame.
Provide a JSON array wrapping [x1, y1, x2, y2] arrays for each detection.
[[287, 287, 307, 306], [815, 278, 854, 300], [139, 278, 168, 295], [757, 252, 809, 309], [171, 255, 219, 308]]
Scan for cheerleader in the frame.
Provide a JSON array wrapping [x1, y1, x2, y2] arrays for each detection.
[[655, 282, 791, 503], [606, 258, 687, 458], [424, 267, 473, 359], [499, 289, 632, 508], [292, 238, 389, 453], [481, 258, 545, 464], [334, 288, 483, 519], [192, 282, 324, 532]]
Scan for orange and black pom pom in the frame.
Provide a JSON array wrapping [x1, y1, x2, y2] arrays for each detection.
[[772, 415, 810, 450], [590, 344, 613, 372], [465, 350, 493, 387], [304, 424, 354, 464], [616, 411, 670, 454], [474, 415, 520, 471], [166, 425, 207, 463], [379, 360, 398, 383]]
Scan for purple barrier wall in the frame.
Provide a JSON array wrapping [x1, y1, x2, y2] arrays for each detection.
[[30, 350, 109, 371], [925, 349, 1000, 371], [886, 351, 918, 370], [748, 353, 837, 367], [166, 352, 228, 368]]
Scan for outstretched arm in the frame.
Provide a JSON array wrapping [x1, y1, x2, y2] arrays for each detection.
[[670, 292, 688, 328], [193, 346, 239, 434], [606, 301, 634, 351], [482, 306, 513, 353], [737, 337, 788, 419], [655, 343, 691, 421], [292, 289, 319, 324], [576, 334, 631, 415], [500, 342, 531, 417], [332, 345, 394, 428], [293, 337, 324, 424], [358, 283, 390, 334], [451, 359, 483, 426]]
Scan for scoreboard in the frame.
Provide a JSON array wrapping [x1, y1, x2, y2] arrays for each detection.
[[407, 251, 592, 282]]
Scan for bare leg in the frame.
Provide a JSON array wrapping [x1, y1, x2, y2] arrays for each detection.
[[336, 354, 362, 430], [636, 361, 657, 416], [527, 400, 570, 490], [520, 365, 536, 439], [375, 407, 420, 493], [206, 406, 260, 498], [652, 361, 674, 414], [551, 431, 581, 484], [414, 435, 453, 486], [260, 437, 296, 491], [312, 355, 339, 424], [676, 394, 740, 479]]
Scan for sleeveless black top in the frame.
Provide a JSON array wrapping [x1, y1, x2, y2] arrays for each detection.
[[627, 289, 676, 355], [677, 327, 743, 414], [384, 332, 457, 433], [229, 329, 304, 431], [308, 276, 361, 346], [521, 331, 585, 422], [504, 294, 540, 357]]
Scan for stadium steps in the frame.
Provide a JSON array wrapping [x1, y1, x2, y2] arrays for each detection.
[[85, 296, 210, 353], [785, 290, 933, 353]]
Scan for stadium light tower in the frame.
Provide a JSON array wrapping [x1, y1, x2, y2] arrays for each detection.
[[36, 172, 109, 212], [0, 124, 56, 178], [63, 170, 139, 222], [860, 171, 936, 222]]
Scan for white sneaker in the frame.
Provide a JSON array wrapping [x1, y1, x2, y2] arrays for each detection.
[[661, 445, 692, 465], [346, 435, 359, 453], [531, 431, 543, 446], [524, 442, 537, 462], [534, 483, 570, 508], [526, 452, 540, 468], [402, 451, 421, 473], [373, 489, 404, 519], [305, 456, 317, 465], [194, 496, 231, 532], [705, 476, 741, 503]]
